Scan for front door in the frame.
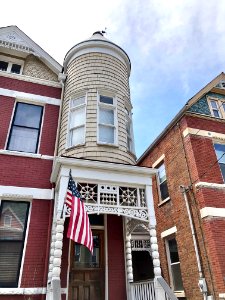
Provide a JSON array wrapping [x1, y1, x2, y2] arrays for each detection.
[[69, 230, 105, 300]]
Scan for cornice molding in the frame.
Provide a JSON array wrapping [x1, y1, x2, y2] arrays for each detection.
[[51, 156, 157, 184]]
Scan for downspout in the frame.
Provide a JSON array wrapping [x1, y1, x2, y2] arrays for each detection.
[[53, 71, 67, 157], [180, 186, 207, 300], [178, 122, 215, 299]]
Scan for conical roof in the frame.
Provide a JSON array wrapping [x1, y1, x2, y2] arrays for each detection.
[[64, 31, 131, 74]]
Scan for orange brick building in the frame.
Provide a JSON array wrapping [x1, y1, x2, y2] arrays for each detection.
[[138, 73, 225, 300]]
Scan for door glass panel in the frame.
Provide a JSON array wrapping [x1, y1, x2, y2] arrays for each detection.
[[74, 235, 100, 268]]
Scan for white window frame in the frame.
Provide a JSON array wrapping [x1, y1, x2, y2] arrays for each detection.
[[67, 93, 87, 148], [97, 91, 118, 146], [165, 236, 184, 293], [214, 142, 225, 182], [208, 96, 225, 119], [0, 198, 31, 288], [152, 155, 170, 204], [6, 101, 44, 154], [0, 55, 24, 75]]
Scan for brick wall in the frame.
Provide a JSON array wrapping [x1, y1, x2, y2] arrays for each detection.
[[138, 115, 221, 299], [0, 155, 53, 189], [107, 215, 127, 300], [39, 104, 59, 156], [202, 218, 225, 292], [0, 96, 14, 149], [0, 75, 61, 98], [21, 199, 53, 288]]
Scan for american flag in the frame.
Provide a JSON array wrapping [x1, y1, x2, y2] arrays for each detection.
[[66, 171, 93, 254]]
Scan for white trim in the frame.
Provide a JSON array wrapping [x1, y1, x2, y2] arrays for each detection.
[[0, 149, 54, 160], [183, 127, 225, 141], [0, 87, 61, 106], [52, 158, 156, 187], [158, 197, 170, 206], [0, 26, 62, 74], [200, 207, 225, 219], [196, 181, 225, 190], [219, 293, 225, 299], [0, 70, 61, 87], [0, 287, 47, 295], [152, 154, 165, 168], [18, 200, 32, 287], [0, 186, 53, 200], [161, 226, 177, 238], [174, 291, 186, 298], [37, 103, 45, 154], [0, 287, 67, 295], [0, 54, 24, 74]]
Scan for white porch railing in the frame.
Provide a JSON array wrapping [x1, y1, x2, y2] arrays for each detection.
[[130, 278, 178, 300], [130, 280, 156, 300]]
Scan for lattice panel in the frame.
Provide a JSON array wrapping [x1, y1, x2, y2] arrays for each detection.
[[139, 189, 146, 207], [119, 187, 138, 206], [77, 183, 98, 203], [99, 185, 117, 205], [131, 239, 151, 251]]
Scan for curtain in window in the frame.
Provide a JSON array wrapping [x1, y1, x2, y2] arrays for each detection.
[[0, 201, 30, 287]]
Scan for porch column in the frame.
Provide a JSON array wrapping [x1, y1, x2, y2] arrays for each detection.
[[125, 220, 133, 283], [46, 219, 56, 300], [48, 175, 68, 300], [146, 185, 166, 300]]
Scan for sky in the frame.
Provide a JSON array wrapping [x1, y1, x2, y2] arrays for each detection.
[[1, 0, 225, 158]]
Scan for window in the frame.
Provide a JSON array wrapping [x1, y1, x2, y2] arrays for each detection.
[[98, 94, 117, 144], [0, 201, 30, 287], [208, 98, 225, 119], [214, 143, 225, 181], [125, 107, 135, 153], [68, 95, 86, 147], [7, 102, 43, 153], [166, 238, 184, 292], [0, 56, 23, 75], [157, 162, 169, 201]]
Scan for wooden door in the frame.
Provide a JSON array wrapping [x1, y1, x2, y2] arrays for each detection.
[[69, 230, 105, 300]]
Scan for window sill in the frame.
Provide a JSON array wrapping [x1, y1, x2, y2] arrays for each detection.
[[0, 149, 53, 160], [158, 197, 170, 207], [65, 143, 86, 151], [174, 291, 185, 298], [97, 142, 119, 148]]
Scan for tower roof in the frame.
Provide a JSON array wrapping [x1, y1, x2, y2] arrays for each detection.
[[64, 32, 131, 75]]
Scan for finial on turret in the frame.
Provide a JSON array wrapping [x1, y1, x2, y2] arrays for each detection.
[[93, 29, 106, 36]]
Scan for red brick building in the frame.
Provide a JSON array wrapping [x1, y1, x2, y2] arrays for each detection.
[[138, 73, 225, 300], [0, 26, 177, 300]]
